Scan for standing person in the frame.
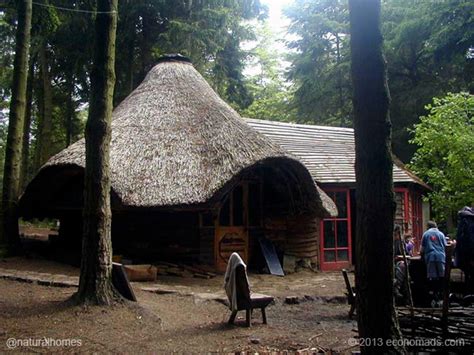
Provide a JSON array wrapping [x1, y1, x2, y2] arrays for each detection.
[[405, 234, 414, 257], [455, 207, 474, 293], [421, 221, 447, 305], [393, 225, 403, 257]]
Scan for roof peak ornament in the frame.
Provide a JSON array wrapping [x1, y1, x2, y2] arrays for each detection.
[[156, 53, 192, 65]]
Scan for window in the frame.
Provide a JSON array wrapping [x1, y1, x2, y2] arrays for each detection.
[[321, 189, 352, 270], [217, 183, 254, 227]]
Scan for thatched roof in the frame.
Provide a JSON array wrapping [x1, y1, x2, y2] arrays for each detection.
[[20, 56, 337, 217]]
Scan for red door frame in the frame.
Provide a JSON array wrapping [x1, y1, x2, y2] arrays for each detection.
[[320, 188, 352, 271], [394, 187, 423, 253]]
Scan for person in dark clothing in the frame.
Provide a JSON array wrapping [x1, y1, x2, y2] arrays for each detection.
[[455, 207, 474, 293], [393, 224, 403, 257], [394, 256, 408, 305]]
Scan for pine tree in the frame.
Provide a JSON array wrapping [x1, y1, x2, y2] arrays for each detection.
[[74, 0, 119, 305], [1, 0, 32, 254], [349, 0, 404, 353]]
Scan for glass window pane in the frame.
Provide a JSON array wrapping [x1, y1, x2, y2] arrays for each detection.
[[335, 191, 347, 218], [233, 185, 244, 226], [337, 221, 348, 247], [324, 221, 335, 248], [337, 249, 349, 261], [324, 250, 336, 262], [219, 197, 230, 226]]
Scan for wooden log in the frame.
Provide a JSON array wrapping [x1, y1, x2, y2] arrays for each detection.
[[123, 264, 157, 281]]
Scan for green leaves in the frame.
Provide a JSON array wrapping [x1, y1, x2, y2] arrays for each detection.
[[409, 92, 474, 220], [284, 0, 352, 126], [284, 0, 472, 161]]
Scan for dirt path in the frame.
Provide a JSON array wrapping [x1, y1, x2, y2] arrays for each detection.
[[0, 279, 357, 353], [1, 257, 351, 299]]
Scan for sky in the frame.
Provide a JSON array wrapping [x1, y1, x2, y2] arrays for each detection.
[[264, 0, 293, 34], [243, 0, 294, 76]]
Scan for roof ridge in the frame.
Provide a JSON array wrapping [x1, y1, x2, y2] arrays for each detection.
[[244, 117, 354, 132]]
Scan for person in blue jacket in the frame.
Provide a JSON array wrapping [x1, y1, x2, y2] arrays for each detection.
[[421, 220, 447, 279], [421, 220, 448, 305]]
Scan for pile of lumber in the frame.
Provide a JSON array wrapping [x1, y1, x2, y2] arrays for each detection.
[[397, 306, 474, 350], [154, 261, 217, 279]]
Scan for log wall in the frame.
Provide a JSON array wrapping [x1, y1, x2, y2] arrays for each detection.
[[199, 227, 215, 265], [262, 213, 321, 270]]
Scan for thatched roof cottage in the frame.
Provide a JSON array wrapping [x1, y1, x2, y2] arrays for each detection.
[[20, 55, 337, 272]]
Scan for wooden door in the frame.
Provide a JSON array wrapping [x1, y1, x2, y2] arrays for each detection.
[[214, 183, 249, 272], [215, 226, 248, 272]]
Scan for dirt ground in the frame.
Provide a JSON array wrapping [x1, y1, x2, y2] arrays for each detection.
[[0, 258, 358, 353], [0, 257, 350, 299]]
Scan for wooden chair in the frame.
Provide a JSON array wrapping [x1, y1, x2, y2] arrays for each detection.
[[227, 264, 274, 327], [342, 269, 356, 319]]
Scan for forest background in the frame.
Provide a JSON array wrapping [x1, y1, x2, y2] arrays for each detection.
[[0, 0, 472, 220]]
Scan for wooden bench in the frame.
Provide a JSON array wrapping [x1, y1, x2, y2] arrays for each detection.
[[342, 269, 356, 319], [227, 264, 274, 327]]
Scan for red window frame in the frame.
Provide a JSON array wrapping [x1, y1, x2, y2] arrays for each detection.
[[320, 188, 352, 271]]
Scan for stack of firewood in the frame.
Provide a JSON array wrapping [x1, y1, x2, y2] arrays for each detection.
[[154, 261, 217, 279], [397, 306, 474, 350]]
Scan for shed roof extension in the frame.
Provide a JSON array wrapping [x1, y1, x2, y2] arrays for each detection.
[[246, 118, 429, 189]]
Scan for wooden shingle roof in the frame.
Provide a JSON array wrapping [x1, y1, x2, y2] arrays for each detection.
[[246, 118, 429, 188]]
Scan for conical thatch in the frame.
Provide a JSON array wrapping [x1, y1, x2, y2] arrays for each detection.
[[20, 57, 336, 216]]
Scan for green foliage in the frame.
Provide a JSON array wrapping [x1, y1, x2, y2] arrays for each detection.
[[31, 0, 60, 40], [113, 0, 266, 109], [159, 0, 266, 109], [409, 92, 474, 220], [0, 0, 266, 186], [240, 22, 296, 121], [284, 0, 351, 126], [285, 0, 473, 160], [382, 0, 473, 161]]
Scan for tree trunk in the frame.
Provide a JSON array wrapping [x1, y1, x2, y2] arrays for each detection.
[[74, 0, 119, 305], [36, 42, 54, 166], [1, 0, 32, 253], [349, 1, 404, 353], [336, 33, 345, 127], [34, 67, 44, 171], [65, 69, 75, 146], [20, 58, 34, 191]]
